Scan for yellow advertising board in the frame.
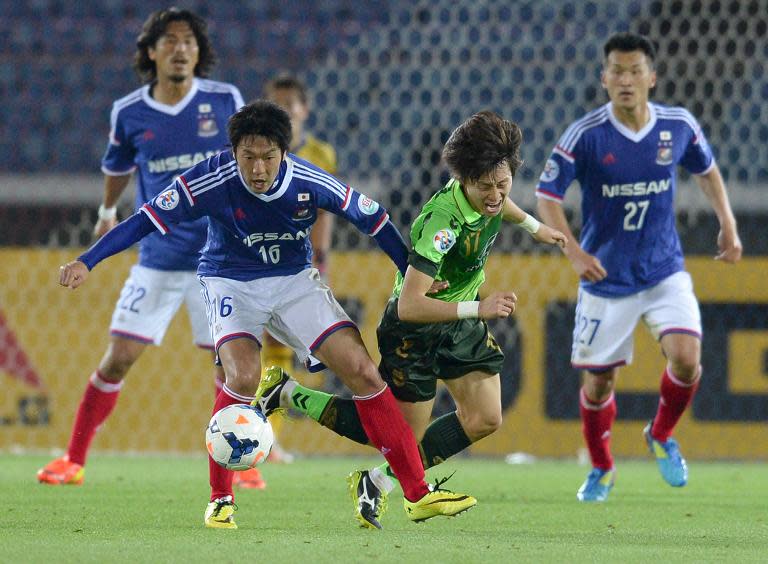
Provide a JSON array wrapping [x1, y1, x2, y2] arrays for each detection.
[[0, 249, 766, 459]]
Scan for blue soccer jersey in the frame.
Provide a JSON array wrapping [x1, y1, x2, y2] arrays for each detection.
[[101, 78, 244, 271], [139, 151, 393, 281], [536, 102, 714, 297]]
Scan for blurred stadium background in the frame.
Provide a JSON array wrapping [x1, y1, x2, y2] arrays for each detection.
[[1, 0, 766, 460]]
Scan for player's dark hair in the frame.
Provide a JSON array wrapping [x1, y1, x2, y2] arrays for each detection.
[[134, 7, 216, 83], [442, 111, 523, 182], [227, 100, 292, 153], [264, 75, 308, 105], [603, 32, 656, 66]]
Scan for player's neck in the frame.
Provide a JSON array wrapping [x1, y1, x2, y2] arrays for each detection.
[[152, 76, 195, 106], [610, 102, 650, 132]]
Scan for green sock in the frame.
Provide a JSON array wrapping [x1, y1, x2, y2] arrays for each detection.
[[377, 411, 472, 491], [289, 384, 369, 445]]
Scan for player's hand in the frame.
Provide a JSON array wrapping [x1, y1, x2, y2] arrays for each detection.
[[426, 280, 449, 295], [478, 291, 517, 319], [715, 228, 743, 264], [93, 216, 118, 238], [59, 260, 89, 289], [532, 224, 567, 248], [570, 249, 607, 282]]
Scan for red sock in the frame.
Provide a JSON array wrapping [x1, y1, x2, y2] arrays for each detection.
[[354, 386, 429, 501], [67, 371, 123, 466], [209, 384, 253, 502], [651, 366, 700, 442], [579, 388, 616, 471]]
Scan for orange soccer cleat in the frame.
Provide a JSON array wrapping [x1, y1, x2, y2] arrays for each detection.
[[37, 455, 85, 485], [232, 467, 266, 489]]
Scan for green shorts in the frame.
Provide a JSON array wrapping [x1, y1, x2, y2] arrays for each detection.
[[377, 298, 505, 402]]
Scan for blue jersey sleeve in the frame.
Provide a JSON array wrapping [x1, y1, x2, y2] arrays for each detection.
[[101, 104, 137, 175], [535, 129, 579, 201], [678, 110, 714, 174]]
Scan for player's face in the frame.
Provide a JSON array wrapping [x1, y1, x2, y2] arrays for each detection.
[[235, 136, 285, 193], [601, 50, 656, 111], [149, 20, 200, 83], [462, 162, 513, 217], [266, 88, 309, 147]]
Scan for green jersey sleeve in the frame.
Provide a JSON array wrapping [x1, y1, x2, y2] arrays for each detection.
[[408, 210, 459, 278]]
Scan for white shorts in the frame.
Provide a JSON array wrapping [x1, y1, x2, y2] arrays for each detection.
[[199, 268, 355, 370], [109, 264, 213, 348], [571, 271, 701, 370]]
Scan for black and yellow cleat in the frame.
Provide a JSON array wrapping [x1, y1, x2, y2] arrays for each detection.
[[251, 366, 292, 417], [204, 496, 238, 529], [403, 476, 477, 523], [347, 470, 388, 530]]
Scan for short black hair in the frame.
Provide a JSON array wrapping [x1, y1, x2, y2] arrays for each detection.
[[442, 111, 523, 183], [133, 7, 216, 83], [603, 32, 656, 65], [227, 100, 292, 153], [264, 75, 308, 105]]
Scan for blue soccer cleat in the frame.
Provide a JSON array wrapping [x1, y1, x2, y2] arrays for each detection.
[[643, 422, 688, 487], [576, 468, 615, 502]]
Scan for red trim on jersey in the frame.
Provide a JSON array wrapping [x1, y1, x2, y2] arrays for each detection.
[[535, 188, 564, 200], [309, 320, 357, 352], [342, 186, 352, 210], [370, 212, 389, 235], [555, 145, 574, 158], [109, 329, 154, 344], [178, 175, 196, 204], [141, 204, 169, 234], [215, 332, 260, 351]]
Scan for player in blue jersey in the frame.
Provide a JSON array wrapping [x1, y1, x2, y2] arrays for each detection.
[[58, 100, 477, 529], [37, 8, 246, 488], [536, 32, 743, 502]]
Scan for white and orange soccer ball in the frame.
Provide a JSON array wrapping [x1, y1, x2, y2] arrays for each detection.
[[205, 404, 274, 471]]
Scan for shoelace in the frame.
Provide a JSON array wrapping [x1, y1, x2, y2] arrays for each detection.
[[430, 471, 457, 492], [212, 498, 238, 517]]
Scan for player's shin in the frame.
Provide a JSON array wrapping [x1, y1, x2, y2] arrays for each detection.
[[209, 384, 253, 501], [651, 366, 700, 441], [354, 386, 429, 502], [580, 389, 617, 470]]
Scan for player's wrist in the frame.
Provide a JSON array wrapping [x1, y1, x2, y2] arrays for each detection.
[[518, 213, 540, 234], [97, 204, 117, 221], [456, 301, 480, 319]]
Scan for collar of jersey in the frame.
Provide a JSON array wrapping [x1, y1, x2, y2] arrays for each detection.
[[141, 78, 200, 116], [237, 157, 294, 201], [451, 179, 483, 224], [607, 101, 658, 143]]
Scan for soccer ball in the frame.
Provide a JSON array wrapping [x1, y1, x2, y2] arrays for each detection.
[[205, 404, 274, 471]]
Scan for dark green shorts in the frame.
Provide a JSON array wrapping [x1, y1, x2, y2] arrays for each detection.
[[377, 298, 505, 402]]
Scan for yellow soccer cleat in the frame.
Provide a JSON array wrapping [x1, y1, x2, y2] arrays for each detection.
[[251, 366, 292, 418], [204, 496, 238, 529], [403, 478, 477, 523], [37, 455, 85, 485], [347, 469, 388, 530]]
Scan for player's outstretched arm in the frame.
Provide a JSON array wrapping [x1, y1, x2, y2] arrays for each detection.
[[502, 197, 566, 247], [59, 260, 89, 289], [537, 198, 606, 282], [693, 165, 743, 263]]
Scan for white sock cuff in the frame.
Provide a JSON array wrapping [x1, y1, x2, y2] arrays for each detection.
[[580, 388, 614, 411], [89, 371, 124, 393], [369, 466, 396, 494], [666, 365, 701, 387], [352, 384, 387, 401], [222, 383, 255, 402]]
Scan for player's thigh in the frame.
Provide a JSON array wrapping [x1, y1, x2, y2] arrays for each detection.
[[571, 287, 641, 370], [643, 271, 702, 342], [109, 265, 187, 345], [312, 327, 382, 396], [198, 276, 270, 351], [217, 337, 262, 395]]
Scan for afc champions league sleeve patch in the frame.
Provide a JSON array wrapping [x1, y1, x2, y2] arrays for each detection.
[[357, 194, 380, 215], [539, 158, 559, 182], [156, 188, 180, 211], [433, 229, 456, 254]]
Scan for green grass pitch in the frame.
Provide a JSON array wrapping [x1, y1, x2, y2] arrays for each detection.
[[1, 455, 766, 563]]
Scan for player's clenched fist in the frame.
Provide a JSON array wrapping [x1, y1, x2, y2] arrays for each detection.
[[479, 291, 518, 319], [533, 224, 567, 248], [59, 260, 89, 289]]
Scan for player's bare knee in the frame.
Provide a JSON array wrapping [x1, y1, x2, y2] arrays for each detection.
[[669, 358, 700, 383], [584, 371, 615, 401], [224, 367, 261, 396], [463, 411, 502, 440], [99, 352, 137, 382]]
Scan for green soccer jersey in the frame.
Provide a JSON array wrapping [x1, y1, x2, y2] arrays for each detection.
[[392, 179, 503, 302]]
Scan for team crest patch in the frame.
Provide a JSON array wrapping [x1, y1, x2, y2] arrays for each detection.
[[357, 195, 379, 215], [433, 229, 456, 253], [156, 188, 180, 210], [540, 158, 559, 182], [656, 147, 673, 165], [198, 117, 219, 137]]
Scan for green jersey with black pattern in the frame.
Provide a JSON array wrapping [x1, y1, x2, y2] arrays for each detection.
[[392, 179, 503, 302]]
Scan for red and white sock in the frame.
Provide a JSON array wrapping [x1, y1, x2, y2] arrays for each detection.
[[353, 386, 429, 502], [67, 371, 123, 466], [579, 388, 616, 471], [209, 384, 253, 502], [651, 365, 700, 442]]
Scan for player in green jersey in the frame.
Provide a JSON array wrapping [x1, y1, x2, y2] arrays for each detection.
[[252, 111, 567, 528]]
